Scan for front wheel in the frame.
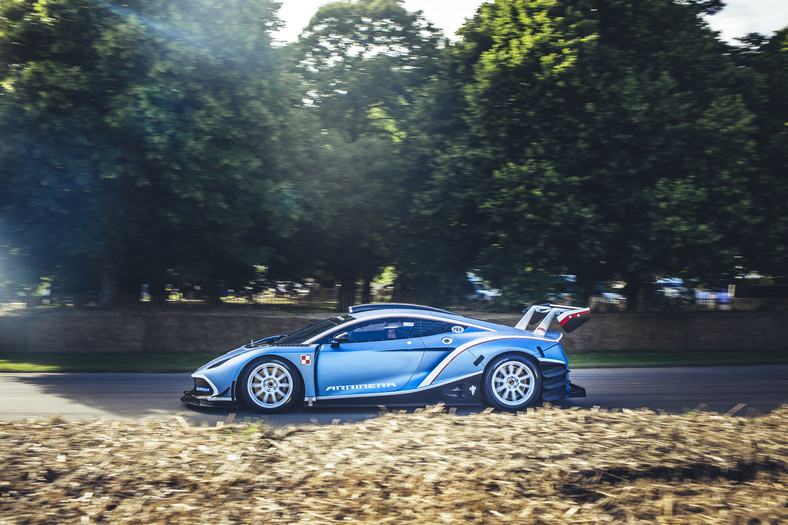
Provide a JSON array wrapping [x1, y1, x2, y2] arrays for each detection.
[[482, 355, 542, 411], [239, 358, 302, 413]]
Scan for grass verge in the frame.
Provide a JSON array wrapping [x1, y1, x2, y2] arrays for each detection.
[[0, 352, 219, 372], [0, 349, 786, 372], [567, 349, 788, 368]]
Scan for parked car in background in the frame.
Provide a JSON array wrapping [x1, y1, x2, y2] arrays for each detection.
[[466, 273, 501, 302], [655, 277, 688, 299], [587, 285, 626, 311]]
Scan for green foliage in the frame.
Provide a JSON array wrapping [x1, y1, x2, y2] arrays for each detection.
[[732, 28, 788, 277], [0, 0, 785, 309], [266, 119, 411, 306], [415, 0, 765, 307], [294, 0, 443, 142], [284, 0, 444, 308], [0, 0, 292, 302], [0, 0, 130, 290]]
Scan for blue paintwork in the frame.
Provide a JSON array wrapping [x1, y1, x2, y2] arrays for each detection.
[[317, 337, 425, 396], [182, 303, 585, 410]]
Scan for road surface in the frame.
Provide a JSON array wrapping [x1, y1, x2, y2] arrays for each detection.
[[0, 365, 785, 425]]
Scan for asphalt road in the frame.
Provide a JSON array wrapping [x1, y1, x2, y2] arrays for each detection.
[[0, 365, 786, 425]]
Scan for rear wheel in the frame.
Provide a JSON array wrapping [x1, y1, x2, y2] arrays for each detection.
[[483, 355, 542, 411], [240, 358, 301, 413]]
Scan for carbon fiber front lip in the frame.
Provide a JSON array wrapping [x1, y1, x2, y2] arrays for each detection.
[[181, 392, 239, 408]]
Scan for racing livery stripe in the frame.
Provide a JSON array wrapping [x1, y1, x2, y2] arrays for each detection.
[[417, 335, 560, 388], [558, 308, 590, 326]]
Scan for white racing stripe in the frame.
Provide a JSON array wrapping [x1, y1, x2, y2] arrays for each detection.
[[417, 334, 561, 388]]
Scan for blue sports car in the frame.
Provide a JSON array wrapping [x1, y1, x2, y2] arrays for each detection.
[[181, 303, 588, 413]]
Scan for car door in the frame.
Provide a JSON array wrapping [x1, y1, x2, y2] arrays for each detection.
[[315, 317, 425, 397], [414, 319, 460, 376]]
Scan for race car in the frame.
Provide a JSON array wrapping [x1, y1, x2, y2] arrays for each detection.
[[181, 303, 588, 413]]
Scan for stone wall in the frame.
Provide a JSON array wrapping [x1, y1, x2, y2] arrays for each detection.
[[0, 310, 326, 354], [0, 309, 785, 353], [560, 311, 787, 352]]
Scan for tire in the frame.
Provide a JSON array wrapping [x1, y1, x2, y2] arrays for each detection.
[[482, 354, 542, 411], [239, 357, 301, 413]]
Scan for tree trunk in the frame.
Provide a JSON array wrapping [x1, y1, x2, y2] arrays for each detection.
[[338, 277, 357, 312], [624, 273, 640, 312], [361, 279, 372, 304], [99, 259, 120, 308], [573, 272, 593, 308]]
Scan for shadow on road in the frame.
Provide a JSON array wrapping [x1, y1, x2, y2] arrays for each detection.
[[3, 365, 787, 424]]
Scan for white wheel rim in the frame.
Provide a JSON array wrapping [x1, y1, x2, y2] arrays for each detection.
[[491, 361, 536, 407], [247, 362, 293, 409]]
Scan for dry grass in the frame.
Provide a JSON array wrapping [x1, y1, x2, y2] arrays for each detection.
[[1, 405, 786, 523]]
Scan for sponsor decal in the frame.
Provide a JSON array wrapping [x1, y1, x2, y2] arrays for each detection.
[[451, 325, 464, 333], [195, 386, 211, 393], [300, 355, 312, 365], [469, 385, 477, 396], [441, 337, 453, 345], [326, 382, 396, 392]]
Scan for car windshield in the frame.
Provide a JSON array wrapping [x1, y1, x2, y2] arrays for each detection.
[[273, 315, 355, 345]]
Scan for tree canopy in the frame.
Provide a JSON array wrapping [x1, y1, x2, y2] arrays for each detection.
[[278, 0, 444, 308], [1, 0, 786, 309], [0, 0, 292, 303], [401, 0, 774, 307]]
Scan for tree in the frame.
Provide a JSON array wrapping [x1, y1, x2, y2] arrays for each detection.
[[421, 0, 759, 308], [295, 0, 443, 142], [391, 10, 507, 304], [267, 126, 409, 307], [731, 28, 788, 279], [284, 0, 444, 309], [0, 0, 138, 297], [0, 0, 292, 304]]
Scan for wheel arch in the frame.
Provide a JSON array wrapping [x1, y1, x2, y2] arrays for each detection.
[[235, 354, 305, 405], [480, 349, 543, 408], [481, 348, 541, 377]]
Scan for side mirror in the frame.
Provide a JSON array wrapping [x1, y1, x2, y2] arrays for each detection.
[[330, 332, 349, 348]]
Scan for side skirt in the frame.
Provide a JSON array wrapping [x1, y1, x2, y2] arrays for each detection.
[[312, 376, 483, 407]]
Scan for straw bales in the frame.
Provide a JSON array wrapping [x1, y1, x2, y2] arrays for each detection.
[[1, 405, 786, 523]]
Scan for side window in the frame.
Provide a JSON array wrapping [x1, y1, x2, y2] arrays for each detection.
[[415, 320, 455, 337], [346, 318, 417, 343]]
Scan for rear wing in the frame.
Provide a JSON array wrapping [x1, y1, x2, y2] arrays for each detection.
[[515, 304, 590, 336]]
